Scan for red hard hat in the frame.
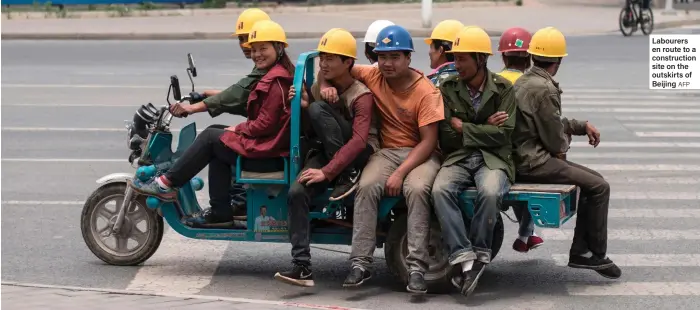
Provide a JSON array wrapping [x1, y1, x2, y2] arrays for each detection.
[[498, 27, 532, 54]]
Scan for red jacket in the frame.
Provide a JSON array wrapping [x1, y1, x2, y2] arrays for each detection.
[[220, 64, 293, 158]]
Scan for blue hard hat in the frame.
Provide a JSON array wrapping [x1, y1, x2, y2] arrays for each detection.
[[373, 25, 414, 52]]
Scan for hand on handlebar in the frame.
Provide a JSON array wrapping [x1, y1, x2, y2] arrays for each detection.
[[170, 102, 191, 118]]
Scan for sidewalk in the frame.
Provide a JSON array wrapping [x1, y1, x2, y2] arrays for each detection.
[[2, 1, 699, 39], [1, 282, 367, 310]]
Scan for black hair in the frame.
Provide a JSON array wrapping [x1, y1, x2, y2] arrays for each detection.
[[533, 58, 559, 69], [364, 43, 378, 63], [319, 52, 355, 72], [502, 54, 531, 70], [431, 39, 454, 62]]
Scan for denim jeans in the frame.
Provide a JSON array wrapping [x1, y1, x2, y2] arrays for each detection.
[[514, 204, 535, 237], [431, 152, 511, 265]]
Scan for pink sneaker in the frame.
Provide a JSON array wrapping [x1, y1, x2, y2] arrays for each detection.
[[527, 235, 544, 250], [512, 238, 529, 253]]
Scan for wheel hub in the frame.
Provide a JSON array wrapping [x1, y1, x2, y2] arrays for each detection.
[[108, 215, 133, 237]]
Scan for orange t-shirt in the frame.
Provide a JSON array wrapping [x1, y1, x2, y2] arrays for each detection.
[[351, 65, 445, 149]]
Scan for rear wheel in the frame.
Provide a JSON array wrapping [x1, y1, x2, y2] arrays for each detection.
[[384, 212, 504, 293], [81, 183, 164, 266]]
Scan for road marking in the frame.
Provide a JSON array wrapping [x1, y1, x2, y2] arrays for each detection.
[[566, 282, 700, 296], [565, 107, 700, 114], [569, 152, 700, 159], [564, 99, 700, 105], [1, 282, 370, 310], [617, 116, 700, 121], [624, 123, 700, 129], [541, 229, 700, 241], [570, 141, 700, 148], [583, 164, 700, 171], [1, 127, 206, 132], [635, 132, 700, 137], [126, 229, 229, 295], [2, 200, 84, 205], [553, 254, 700, 267], [608, 209, 700, 218], [2, 158, 125, 163], [603, 176, 700, 184]]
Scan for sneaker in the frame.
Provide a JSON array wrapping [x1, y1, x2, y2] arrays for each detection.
[[274, 265, 315, 287], [342, 266, 371, 287], [184, 208, 233, 227], [568, 254, 615, 270], [460, 261, 486, 297], [329, 170, 360, 201], [450, 265, 464, 289], [129, 177, 177, 201], [406, 272, 427, 294], [527, 235, 544, 249]]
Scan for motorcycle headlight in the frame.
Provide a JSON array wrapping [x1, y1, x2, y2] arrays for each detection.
[[127, 103, 159, 150]]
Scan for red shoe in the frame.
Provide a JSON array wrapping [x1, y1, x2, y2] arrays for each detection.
[[527, 235, 544, 250], [512, 238, 529, 253]]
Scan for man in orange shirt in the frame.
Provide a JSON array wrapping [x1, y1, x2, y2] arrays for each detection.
[[319, 25, 444, 295]]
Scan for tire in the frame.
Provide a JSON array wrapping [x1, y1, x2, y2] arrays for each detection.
[[81, 182, 164, 266], [384, 212, 505, 293], [640, 8, 654, 35], [619, 7, 636, 36]]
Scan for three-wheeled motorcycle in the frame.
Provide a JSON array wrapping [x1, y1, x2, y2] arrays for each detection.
[[80, 51, 579, 292]]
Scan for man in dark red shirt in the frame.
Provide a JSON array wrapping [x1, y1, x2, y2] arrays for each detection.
[[274, 28, 376, 287]]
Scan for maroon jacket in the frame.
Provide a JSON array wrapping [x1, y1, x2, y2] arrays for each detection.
[[220, 63, 293, 158]]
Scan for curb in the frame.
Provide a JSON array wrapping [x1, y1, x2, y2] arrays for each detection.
[[1, 281, 371, 310], [2, 17, 698, 40]]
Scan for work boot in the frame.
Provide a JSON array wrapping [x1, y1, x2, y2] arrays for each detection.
[[342, 266, 371, 287], [406, 272, 427, 294], [184, 208, 233, 227], [274, 264, 315, 287], [329, 170, 361, 201]]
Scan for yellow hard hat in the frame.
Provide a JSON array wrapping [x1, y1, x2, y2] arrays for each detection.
[[448, 26, 492, 55], [528, 26, 568, 58], [424, 19, 464, 45], [234, 8, 271, 36], [243, 20, 288, 48], [317, 28, 357, 59]]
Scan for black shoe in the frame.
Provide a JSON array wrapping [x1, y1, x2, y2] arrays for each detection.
[[329, 170, 360, 201], [568, 254, 615, 270], [450, 265, 464, 289], [406, 272, 427, 294], [274, 265, 315, 287], [342, 266, 371, 287], [596, 263, 622, 279], [184, 208, 233, 227], [461, 261, 486, 297]]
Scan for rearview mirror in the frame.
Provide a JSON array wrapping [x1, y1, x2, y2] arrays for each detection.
[[170, 75, 182, 101], [187, 53, 197, 77]]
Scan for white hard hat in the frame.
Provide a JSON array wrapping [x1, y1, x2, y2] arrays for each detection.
[[363, 20, 395, 43]]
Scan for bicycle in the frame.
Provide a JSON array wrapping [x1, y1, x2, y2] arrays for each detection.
[[619, 0, 655, 36]]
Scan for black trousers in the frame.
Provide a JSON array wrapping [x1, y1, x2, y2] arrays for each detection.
[[287, 101, 372, 266], [166, 126, 238, 218], [517, 158, 611, 257]]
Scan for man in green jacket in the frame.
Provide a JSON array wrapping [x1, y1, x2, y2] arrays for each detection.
[[512, 27, 620, 280], [431, 26, 516, 297]]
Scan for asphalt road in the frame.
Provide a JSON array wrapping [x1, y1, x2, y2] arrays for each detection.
[[2, 29, 700, 310]]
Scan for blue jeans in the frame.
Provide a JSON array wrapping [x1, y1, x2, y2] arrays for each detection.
[[431, 153, 511, 265]]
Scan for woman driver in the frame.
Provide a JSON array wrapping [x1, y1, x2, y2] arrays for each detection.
[[129, 20, 295, 227]]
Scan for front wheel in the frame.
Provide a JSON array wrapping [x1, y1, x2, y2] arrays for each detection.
[[81, 182, 164, 266], [640, 8, 654, 35], [384, 212, 504, 293]]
